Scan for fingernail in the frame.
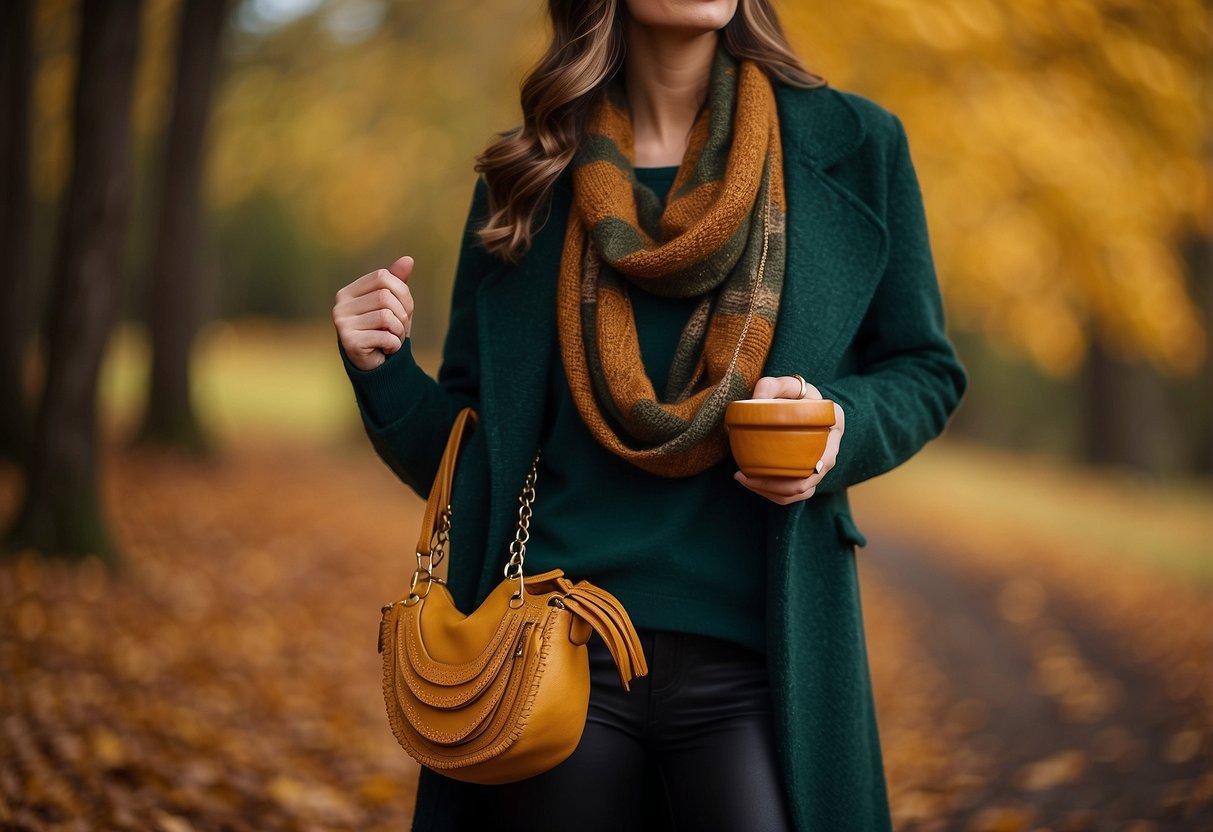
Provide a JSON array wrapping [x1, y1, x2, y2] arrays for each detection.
[[814, 461, 823, 475]]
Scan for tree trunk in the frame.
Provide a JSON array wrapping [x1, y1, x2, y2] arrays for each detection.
[[1080, 337, 1121, 467], [1203, 231, 1212, 476], [2, 0, 143, 567], [1180, 229, 1213, 476], [0, 0, 36, 463], [137, 0, 232, 453], [1081, 338, 1179, 475]]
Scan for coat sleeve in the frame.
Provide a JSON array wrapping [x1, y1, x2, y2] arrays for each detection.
[[813, 115, 968, 493], [337, 173, 495, 499]]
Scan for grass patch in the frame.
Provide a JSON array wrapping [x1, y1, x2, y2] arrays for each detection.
[[853, 437, 1213, 588], [99, 317, 373, 446], [96, 318, 1212, 586]]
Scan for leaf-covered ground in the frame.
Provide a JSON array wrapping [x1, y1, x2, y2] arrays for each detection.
[[1, 441, 419, 831], [1, 438, 1210, 831]]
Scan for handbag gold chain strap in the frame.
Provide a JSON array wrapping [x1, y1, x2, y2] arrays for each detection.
[[404, 445, 540, 610], [503, 449, 540, 609]]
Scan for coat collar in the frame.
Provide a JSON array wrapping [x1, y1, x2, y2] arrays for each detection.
[[785, 80, 869, 170], [473, 83, 889, 588]]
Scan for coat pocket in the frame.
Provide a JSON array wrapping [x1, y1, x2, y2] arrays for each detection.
[[833, 511, 868, 549]]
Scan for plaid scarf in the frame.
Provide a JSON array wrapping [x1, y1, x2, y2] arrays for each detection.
[[555, 42, 786, 478]]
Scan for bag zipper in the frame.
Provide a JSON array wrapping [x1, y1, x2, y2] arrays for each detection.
[[514, 621, 534, 657]]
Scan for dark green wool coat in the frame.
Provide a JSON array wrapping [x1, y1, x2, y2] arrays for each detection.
[[340, 79, 968, 831]]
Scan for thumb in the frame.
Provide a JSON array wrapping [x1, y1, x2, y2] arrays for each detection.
[[388, 255, 414, 283]]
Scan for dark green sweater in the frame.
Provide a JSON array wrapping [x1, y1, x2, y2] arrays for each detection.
[[522, 165, 769, 655]]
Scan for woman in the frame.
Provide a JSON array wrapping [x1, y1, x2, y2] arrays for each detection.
[[332, 0, 967, 829]]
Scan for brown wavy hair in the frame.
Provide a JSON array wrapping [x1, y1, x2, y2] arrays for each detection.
[[472, 0, 827, 266]]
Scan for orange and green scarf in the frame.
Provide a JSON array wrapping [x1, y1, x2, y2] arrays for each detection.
[[556, 42, 786, 478]]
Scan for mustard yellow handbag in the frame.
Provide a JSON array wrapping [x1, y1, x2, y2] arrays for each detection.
[[377, 405, 649, 785]]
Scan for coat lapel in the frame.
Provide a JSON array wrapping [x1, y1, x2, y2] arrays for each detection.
[[472, 82, 889, 601], [764, 83, 889, 381]]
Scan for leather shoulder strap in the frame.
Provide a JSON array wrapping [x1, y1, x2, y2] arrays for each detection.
[[417, 406, 478, 557]]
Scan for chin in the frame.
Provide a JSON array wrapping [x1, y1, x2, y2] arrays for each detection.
[[625, 0, 738, 33]]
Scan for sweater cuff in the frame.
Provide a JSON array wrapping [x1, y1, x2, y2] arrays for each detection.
[[337, 333, 424, 431]]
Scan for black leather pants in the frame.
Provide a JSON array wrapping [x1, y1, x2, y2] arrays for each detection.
[[457, 627, 795, 831]]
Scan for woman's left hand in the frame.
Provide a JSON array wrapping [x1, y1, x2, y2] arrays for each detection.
[[732, 375, 846, 505]]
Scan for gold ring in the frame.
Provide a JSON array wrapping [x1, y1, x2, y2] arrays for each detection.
[[791, 373, 808, 400]]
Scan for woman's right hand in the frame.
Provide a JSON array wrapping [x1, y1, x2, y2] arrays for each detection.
[[333, 255, 416, 371]]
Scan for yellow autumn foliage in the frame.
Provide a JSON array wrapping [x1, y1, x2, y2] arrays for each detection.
[[784, 0, 1210, 376], [25, 0, 1210, 377]]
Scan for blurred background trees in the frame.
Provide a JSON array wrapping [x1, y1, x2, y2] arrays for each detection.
[[1, 0, 1210, 562], [138, 0, 235, 453], [3, 0, 144, 564]]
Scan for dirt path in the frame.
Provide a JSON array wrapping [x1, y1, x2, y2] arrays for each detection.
[[861, 530, 1212, 831]]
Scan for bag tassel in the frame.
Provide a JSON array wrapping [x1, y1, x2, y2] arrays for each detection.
[[559, 579, 650, 691]]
